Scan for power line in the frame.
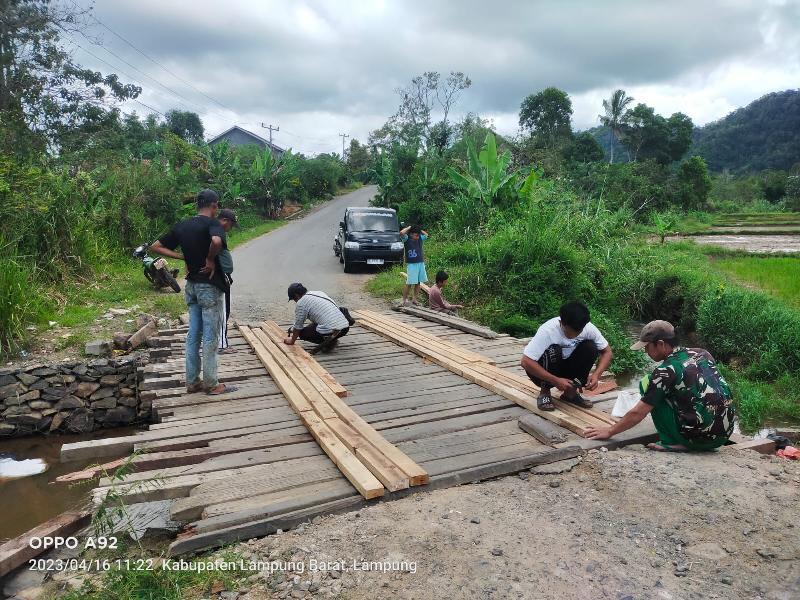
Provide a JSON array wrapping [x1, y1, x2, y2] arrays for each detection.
[[78, 32, 228, 119], [92, 16, 237, 114], [339, 133, 349, 158]]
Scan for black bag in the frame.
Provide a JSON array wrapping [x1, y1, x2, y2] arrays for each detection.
[[339, 306, 355, 326]]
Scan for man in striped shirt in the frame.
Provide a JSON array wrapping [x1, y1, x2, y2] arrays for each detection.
[[284, 283, 350, 353]]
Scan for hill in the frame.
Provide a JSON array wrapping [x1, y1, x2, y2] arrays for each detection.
[[691, 89, 800, 172]]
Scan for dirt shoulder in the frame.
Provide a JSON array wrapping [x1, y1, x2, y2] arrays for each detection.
[[227, 445, 798, 600]]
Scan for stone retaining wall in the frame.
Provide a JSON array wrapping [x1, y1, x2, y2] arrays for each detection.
[[0, 355, 149, 437]]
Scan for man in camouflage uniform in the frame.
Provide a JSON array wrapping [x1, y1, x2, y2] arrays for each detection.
[[586, 320, 735, 451]]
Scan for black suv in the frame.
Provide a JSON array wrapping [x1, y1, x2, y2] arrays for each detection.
[[333, 207, 404, 273]]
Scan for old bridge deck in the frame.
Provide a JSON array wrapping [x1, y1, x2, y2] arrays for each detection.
[[60, 311, 657, 555]]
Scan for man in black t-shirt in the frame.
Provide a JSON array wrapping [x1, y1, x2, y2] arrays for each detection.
[[150, 189, 236, 395]]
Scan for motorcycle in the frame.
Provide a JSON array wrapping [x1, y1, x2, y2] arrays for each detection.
[[132, 243, 181, 293]]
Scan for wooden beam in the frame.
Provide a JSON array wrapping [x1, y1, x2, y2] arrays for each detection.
[[0, 511, 91, 577], [262, 321, 348, 397], [255, 322, 427, 488], [395, 305, 499, 339], [239, 325, 384, 500], [354, 310, 613, 437]]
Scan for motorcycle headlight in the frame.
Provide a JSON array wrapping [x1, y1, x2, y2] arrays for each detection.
[[344, 241, 360, 250], [390, 242, 404, 251]]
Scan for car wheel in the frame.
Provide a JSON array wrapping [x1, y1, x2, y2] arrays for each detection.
[[343, 253, 353, 273]]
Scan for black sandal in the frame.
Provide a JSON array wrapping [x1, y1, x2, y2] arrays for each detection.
[[537, 393, 555, 411], [564, 393, 593, 408]]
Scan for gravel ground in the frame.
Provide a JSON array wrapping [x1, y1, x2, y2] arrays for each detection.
[[222, 444, 799, 600]]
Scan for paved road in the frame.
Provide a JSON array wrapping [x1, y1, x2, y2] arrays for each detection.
[[231, 185, 383, 324]]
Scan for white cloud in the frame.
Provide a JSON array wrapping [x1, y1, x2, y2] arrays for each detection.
[[69, 0, 800, 154]]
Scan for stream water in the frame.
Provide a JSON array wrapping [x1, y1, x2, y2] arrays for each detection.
[[0, 427, 138, 543]]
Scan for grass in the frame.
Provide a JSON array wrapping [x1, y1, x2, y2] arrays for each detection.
[[713, 256, 800, 308], [47, 548, 257, 600], [28, 218, 285, 357]]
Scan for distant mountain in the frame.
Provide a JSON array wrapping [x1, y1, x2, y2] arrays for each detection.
[[583, 90, 800, 173], [691, 89, 800, 172]]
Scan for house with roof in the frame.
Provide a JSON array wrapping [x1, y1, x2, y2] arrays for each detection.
[[207, 125, 285, 156]]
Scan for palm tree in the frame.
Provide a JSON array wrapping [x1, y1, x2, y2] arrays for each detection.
[[600, 89, 634, 164]]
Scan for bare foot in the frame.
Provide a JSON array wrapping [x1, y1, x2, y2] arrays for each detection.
[[646, 442, 688, 452]]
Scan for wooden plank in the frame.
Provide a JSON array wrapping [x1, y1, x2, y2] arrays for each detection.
[[167, 445, 582, 556], [518, 413, 570, 445], [116, 442, 324, 485], [357, 311, 494, 365], [253, 323, 427, 489], [396, 305, 499, 338], [354, 312, 611, 437], [129, 433, 314, 471], [0, 511, 91, 577], [262, 321, 348, 397], [218, 328, 384, 501], [197, 479, 358, 528]]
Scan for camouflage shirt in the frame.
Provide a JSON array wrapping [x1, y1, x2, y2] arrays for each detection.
[[640, 347, 735, 441]]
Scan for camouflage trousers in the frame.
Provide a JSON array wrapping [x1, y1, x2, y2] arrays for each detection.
[[650, 400, 730, 451]]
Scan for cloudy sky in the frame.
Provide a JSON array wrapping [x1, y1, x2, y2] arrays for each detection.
[[67, 0, 800, 155]]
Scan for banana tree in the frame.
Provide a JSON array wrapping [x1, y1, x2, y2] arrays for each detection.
[[446, 132, 518, 205]]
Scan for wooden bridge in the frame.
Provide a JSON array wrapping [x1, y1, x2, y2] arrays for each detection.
[[60, 309, 656, 555]]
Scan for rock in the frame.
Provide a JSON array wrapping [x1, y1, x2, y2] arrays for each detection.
[[28, 400, 52, 410], [0, 423, 16, 435], [6, 411, 43, 426], [470, 517, 481, 524], [108, 308, 131, 316], [756, 547, 777, 559], [64, 407, 94, 433], [104, 405, 136, 424], [49, 413, 65, 431], [85, 340, 110, 356], [721, 575, 733, 585], [179, 313, 190, 325], [112, 333, 130, 350], [17, 390, 41, 403], [89, 387, 115, 401], [549, 480, 561, 488], [100, 374, 124, 385], [74, 382, 101, 398], [137, 313, 157, 328], [0, 382, 27, 400], [91, 398, 117, 410], [491, 548, 503, 556], [30, 367, 57, 377], [519, 471, 529, 480], [72, 364, 88, 376], [0, 374, 16, 386], [55, 396, 84, 410], [219, 592, 239, 600], [118, 387, 135, 397], [3, 406, 29, 417], [15, 372, 40, 386], [116, 396, 138, 407], [531, 457, 582, 475], [41, 388, 69, 401], [29, 378, 49, 390], [685, 542, 728, 560]]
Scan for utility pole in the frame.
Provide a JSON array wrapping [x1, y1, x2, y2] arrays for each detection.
[[339, 133, 349, 159], [261, 122, 279, 146]]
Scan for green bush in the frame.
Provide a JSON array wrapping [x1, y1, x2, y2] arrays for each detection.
[[0, 256, 48, 356]]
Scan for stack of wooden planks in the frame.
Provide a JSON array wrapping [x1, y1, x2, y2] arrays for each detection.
[[238, 321, 429, 499], [355, 310, 616, 437]]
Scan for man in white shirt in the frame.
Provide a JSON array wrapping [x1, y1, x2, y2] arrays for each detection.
[[520, 301, 614, 411], [284, 283, 351, 354]]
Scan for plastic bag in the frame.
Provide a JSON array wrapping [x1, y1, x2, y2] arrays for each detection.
[[612, 389, 640, 417]]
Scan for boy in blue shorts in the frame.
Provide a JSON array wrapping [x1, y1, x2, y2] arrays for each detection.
[[401, 224, 428, 306]]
